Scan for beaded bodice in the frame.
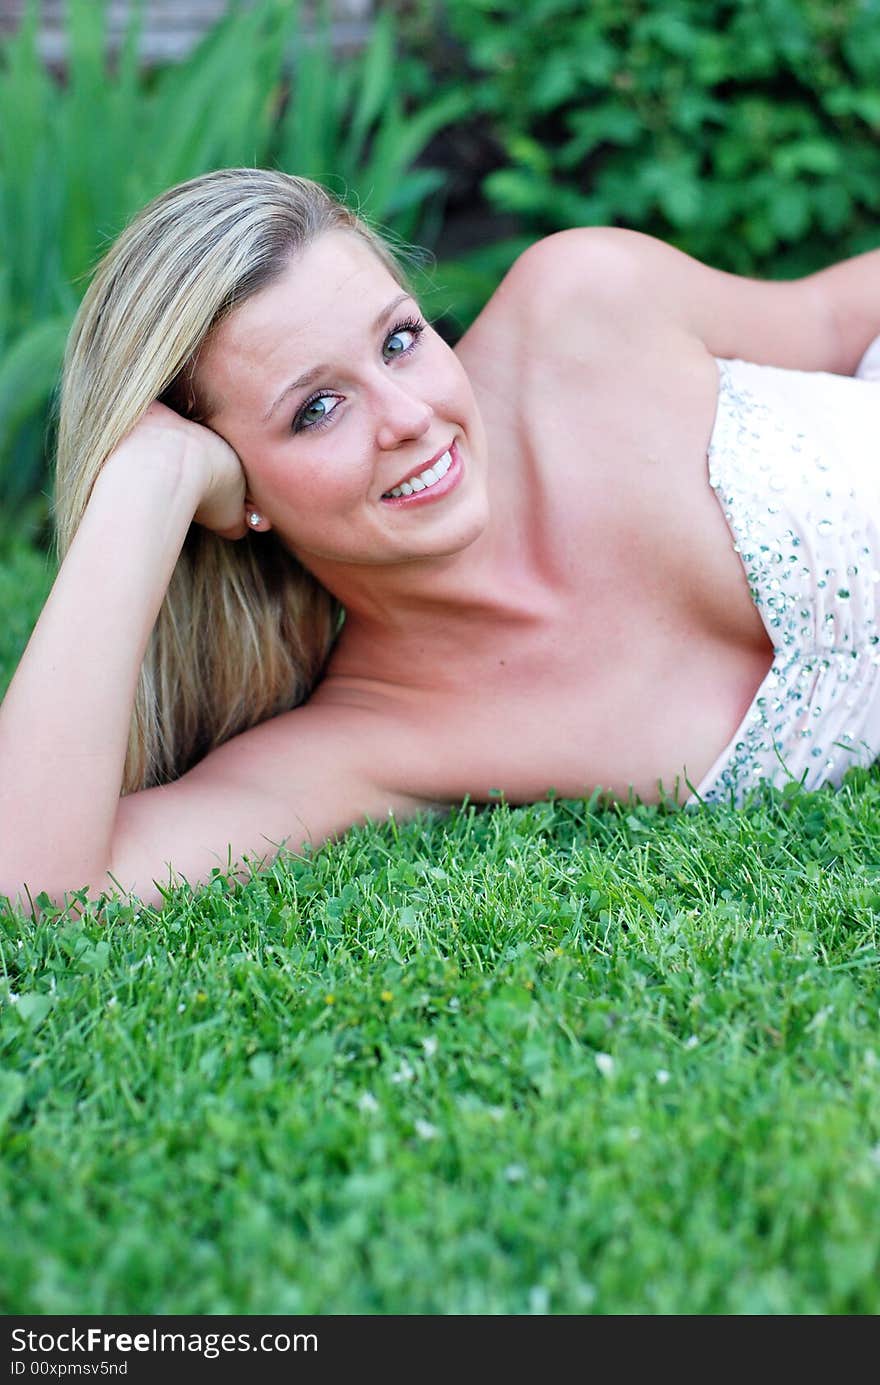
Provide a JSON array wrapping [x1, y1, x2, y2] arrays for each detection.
[[686, 357, 880, 806]]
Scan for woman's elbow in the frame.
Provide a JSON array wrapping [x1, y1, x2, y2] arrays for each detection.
[[0, 861, 111, 918]]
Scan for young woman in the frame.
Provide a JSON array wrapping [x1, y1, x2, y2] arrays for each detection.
[[2, 166, 880, 912]]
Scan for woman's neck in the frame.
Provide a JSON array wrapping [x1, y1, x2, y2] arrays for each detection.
[[305, 505, 552, 683]]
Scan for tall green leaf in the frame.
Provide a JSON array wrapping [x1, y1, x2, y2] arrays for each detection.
[[0, 316, 70, 500]]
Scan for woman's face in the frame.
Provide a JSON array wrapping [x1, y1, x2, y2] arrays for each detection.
[[198, 230, 489, 570]]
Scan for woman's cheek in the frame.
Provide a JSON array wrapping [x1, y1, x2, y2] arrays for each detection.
[[295, 450, 368, 513], [434, 359, 476, 419]]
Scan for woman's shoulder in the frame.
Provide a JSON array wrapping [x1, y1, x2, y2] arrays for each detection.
[[480, 228, 670, 325], [460, 228, 692, 369], [457, 229, 705, 395]]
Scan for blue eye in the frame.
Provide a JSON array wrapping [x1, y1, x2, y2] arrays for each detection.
[[294, 393, 340, 433], [383, 328, 415, 359], [383, 316, 424, 361]]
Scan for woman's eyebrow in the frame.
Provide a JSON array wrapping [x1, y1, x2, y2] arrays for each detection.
[[262, 291, 414, 423], [262, 363, 324, 423]]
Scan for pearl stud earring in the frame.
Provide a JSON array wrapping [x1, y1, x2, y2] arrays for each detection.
[[248, 512, 261, 528]]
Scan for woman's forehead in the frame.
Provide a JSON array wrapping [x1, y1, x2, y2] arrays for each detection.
[[214, 231, 399, 359], [198, 231, 404, 419]]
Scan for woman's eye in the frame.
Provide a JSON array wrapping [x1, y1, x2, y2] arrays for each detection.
[[383, 326, 418, 360], [296, 394, 340, 431]]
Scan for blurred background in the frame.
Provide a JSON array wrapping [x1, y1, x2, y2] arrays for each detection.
[[2, 0, 880, 545]]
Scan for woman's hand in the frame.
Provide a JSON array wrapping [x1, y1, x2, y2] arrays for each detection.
[[112, 401, 250, 540]]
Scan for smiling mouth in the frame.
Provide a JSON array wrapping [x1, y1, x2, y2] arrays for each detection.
[[381, 445, 454, 499]]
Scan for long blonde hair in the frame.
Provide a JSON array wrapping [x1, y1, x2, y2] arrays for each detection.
[[54, 167, 406, 793]]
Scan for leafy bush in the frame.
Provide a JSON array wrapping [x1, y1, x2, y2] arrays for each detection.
[[6, 0, 880, 526], [442, 0, 880, 278], [0, 0, 466, 529]]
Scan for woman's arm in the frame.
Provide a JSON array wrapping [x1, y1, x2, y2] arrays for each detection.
[[808, 247, 880, 374], [0, 406, 421, 913], [505, 228, 880, 375], [103, 698, 417, 909], [0, 407, 243, 911]]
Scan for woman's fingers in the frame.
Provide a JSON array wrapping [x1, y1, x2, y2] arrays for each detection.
[[112, 402, 250, 538]]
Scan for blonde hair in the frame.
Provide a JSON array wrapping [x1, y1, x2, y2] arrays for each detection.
[[54, 167, 406, 793]]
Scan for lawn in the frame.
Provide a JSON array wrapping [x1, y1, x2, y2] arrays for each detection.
[[2, 538, 880, 1314]]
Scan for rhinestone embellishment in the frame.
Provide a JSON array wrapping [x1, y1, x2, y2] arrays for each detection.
[[688, 357, 880, 805]]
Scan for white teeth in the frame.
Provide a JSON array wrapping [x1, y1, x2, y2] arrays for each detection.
[[383, 447, 454, 499]]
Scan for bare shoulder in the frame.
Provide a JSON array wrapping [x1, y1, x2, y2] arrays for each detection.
[[107, 700, 429, 907], [479, 228, 675, 330], [455, 229, 702, 384], [475, 226, 836, 371], [456, 229, 707, 402], [504, 227, 652, 291]]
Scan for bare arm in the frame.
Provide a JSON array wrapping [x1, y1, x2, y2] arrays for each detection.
[[506, 228, 880, 376], [104, 700, 418, 909], [807, 246, 880, 374], [0, 406, 242, 911], [0, 405, 421, 914]]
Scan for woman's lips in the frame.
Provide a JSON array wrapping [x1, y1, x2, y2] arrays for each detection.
[[380, 440, 463, 507]]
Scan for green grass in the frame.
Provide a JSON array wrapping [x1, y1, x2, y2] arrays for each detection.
[[3, 539, 880, 1314]]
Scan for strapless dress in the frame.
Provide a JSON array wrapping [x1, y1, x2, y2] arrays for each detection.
[[685, 344, 880, 806]]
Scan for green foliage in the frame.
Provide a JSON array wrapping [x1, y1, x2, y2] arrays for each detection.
[[0, 0, 461, 524], [0, 538, 53, 694], [443, 0, 880, 276], [277, 8, 467, 235], [5, 0, 878, 510]]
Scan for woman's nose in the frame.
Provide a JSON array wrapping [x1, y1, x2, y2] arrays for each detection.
[[373, 378, 433, 450]]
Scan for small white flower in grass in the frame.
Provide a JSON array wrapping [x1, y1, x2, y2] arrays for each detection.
[[656, 1069, 671, 1085], [594, 1052, 614, 1078], [684, 1034, 699, 1050], [806, 1004, 834, 1032], [6, 992, 18, 1005], [357, 1091, 379, 1114], [177, 1003, 186, 1013], [422, 1036, 438, 1058], [488, 1106, 506, 1122], [528, 1285, 550, 1314], [504, 1163, 526, 1183], [414, 1118, 439, 1141], [107, 996, 118, 1009], [390, 1059, 415, 1084]]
